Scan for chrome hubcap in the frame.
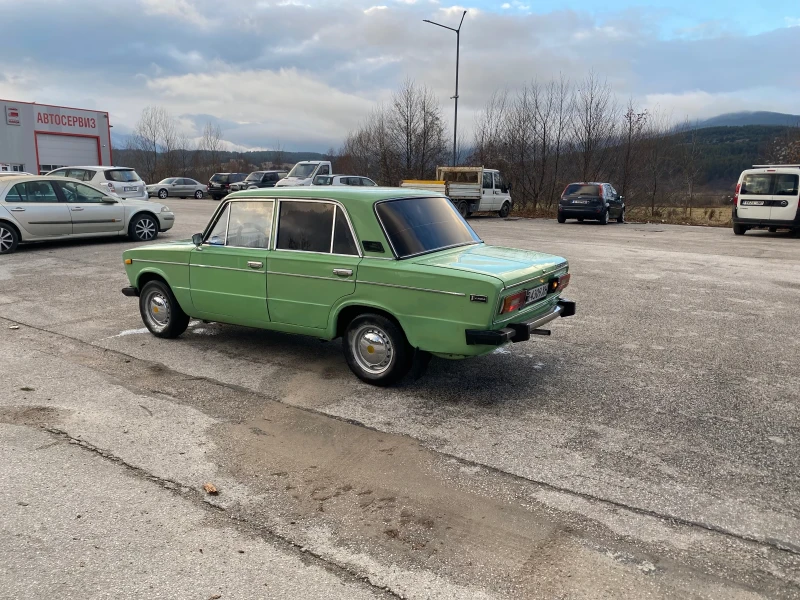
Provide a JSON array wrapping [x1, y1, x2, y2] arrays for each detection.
[[351, 325, 393, 374], [159, 190, 167, 199], [135, 218, 156, 240], [195, 191, 202, 198], [0, 227, 12, 252], [144, 290, 170, 331]]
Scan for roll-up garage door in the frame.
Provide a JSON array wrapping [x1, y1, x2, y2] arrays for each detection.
[[36, 133, 99, 172]]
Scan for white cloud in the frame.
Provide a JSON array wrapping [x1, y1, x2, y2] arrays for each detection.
[[501, 3, 510, 8], [364, 5, 388, 14], [139, 0, 208, 27]]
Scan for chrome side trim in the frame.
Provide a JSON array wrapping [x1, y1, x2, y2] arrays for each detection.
[[267, 270, 352, 282], [193, 264, 263, 273], [356, 280, 465, 297], [131, 259, 186, 267]]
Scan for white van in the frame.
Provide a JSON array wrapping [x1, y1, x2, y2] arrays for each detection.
[[733, 165, 800, 235]]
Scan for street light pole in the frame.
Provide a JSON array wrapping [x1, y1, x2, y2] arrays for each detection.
[[423, 10, 467, 167]]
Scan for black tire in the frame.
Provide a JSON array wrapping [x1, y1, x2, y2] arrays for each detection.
[[157, 188, 168, 200], [577, 218, 584, 222], [194, 190, 204, 199], [343, 313, 412, 386], [0, 221, 20, 254], [598, 209, 609, 225], [557, 214, 566, 223], [211, 195, 221, 201], [179, 196, 186, 199], [733, 223, 747, 236], [498, 201, 511, 218], [617, 208, 625, 223], [768, 227, 777, 233], [456, 201, 468, 218], [138, 280, 190, 339], [129, 213, 159, 242]]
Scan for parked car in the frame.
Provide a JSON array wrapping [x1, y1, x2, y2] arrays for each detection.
[[0, 175, 174, 254], [147, 178, 207, 200], [732, 165, 800, 235], [274, 161, 332, 187], [0, 172, 33, 177], [208, 173, 248, 200], [557, 182, 625, 224], [230, 170, 288, 191], [312, 174, 378, 187], [119, 187, 575, 385], [47, 166, 148, 200], [401, 166, 513, 218]]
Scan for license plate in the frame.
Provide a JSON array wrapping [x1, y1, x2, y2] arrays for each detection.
[[525, 284, 548, 305], [124, 186, 137, 192], [572, 199, 588, 204], [741, 200, 764, 206]]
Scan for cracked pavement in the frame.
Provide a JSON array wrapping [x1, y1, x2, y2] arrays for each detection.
[[0, 200, 798, 599]]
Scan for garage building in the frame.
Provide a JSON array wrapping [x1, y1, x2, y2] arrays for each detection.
[[0, 99, 112, 174]]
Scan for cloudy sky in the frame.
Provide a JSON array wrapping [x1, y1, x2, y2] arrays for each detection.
[[0, 0, 798, 151]]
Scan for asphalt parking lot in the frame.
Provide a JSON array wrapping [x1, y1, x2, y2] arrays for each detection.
[[1, 199, 799, 599]]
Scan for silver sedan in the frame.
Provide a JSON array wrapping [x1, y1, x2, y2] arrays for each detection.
[[146, 178, 208, 199]]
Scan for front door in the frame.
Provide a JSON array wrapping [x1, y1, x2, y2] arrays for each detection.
[[770, 173, 799, 223], [481, 171, 495, 211], [3, 180, 72, 236], [267, 199, 361, 329], [737, 172, 772, 221], [56, 180, 125, 234], [190, 200, 274, 324]]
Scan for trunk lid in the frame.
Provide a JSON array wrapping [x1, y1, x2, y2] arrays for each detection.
[[411, 244, 567, 289]]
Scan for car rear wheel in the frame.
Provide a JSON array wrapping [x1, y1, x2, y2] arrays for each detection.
[[768, 227, 777, 233], [733, 224, 747, 236], [343, 314, 412, 386], [139, 280, 190, 339], [129, 213, 159, 242], [158, 189, 168, 199], [557, 214, 566, 223], [498, 201, 511, 218], [456, 201, 468, 218], [598, 210, 609, 225], [194, 190, 204, 199], [0, 222, 19, 254]]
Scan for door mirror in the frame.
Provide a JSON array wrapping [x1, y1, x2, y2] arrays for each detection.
[[618, 195, 624, 201], [101, 197, 118, 204], [192, 233, 204, 247]]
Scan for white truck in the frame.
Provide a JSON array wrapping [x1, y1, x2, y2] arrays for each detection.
[[274, 160, 332, 187], [401, 166, 513, 218]]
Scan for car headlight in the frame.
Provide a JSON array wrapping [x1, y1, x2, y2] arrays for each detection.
[[161, 206, 170, 213]]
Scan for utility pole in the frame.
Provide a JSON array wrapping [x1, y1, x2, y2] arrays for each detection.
[[423, 10, 466, 167]]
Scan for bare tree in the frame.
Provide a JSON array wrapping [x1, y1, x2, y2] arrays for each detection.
[[619, 99, 648, 202], [571, 72, 619, 182], [676, 118, 702, 215], [128, 106, 175, 182], [272, 141, 286, 170], [199, 122, 224, 177], [640, 110, 674, 215]]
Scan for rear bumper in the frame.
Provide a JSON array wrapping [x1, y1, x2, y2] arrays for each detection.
[[465, 298, 576, 346], [558, 205, 605, 218], [121, 286, 139, 297], [732, 212, 800, 228]]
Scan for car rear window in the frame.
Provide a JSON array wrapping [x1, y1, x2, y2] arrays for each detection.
[[774, 174, 799, 196], [741, 174, 772, 195], [210, 174, 230, 183], [376, 196, 481, 259], [563, 184, 601, 196], [105, 169, 141, 182]]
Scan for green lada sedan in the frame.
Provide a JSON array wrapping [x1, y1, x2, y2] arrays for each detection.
[[121, 187, 575, 385]]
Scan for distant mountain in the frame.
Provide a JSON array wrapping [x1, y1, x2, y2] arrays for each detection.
[[696, 111, 800, 128]]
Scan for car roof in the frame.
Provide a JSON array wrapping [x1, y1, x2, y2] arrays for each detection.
[[229, 186, 443, 206], [52, 166, 134, 170]]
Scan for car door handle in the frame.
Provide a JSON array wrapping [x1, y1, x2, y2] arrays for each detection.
[[9, 207, 25, 212], [247, 261, 263, 269], [71, 207, 84, 211], [333, 268, 353, 277]]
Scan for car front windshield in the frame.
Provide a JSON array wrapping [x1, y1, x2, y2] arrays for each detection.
[[106, 169, 141, 182], [245, 172, 263, 181], [287, 164, 316, 178], [376, 196, 481, 259], [159, 178, 177, 184]]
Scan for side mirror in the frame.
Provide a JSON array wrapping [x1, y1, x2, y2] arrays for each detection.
[[101, 197, 118, 204], [618, 195, 625, 201], [192, 233, 203, 247]]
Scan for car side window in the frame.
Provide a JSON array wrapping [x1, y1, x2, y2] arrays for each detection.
[[7, 181, 59, 203], [317, 165, 330, 177], [774, 174, 799, 196], [332, 206, 358, 255], [361, 178, 377, 187], [276, 201, 335, 253], [206, 204, 230, 246], [226, 201, 274, 249], [483, 172, 493, 189], [50, 169, 69, 177], [741, 174, 772, 195], [58, 181, 106, 203], [67, 169, 86, 180]]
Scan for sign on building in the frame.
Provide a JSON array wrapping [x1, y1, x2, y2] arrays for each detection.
[[6, 106, 20, 126]]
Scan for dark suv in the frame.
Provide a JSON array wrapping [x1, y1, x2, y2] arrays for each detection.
[[208, 172, 248, 200], [557, 182, 625, 224], [231, 170, 287, 192]]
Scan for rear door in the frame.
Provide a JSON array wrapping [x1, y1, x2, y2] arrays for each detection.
[[737, 173, 772, 221], [770, 173, 799, 222], [57, 180, 125, 234], [3, 180, 72, 236]]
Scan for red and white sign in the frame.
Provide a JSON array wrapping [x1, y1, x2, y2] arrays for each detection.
[[6, 106, 20, 126], [36, 111, 97, 129]]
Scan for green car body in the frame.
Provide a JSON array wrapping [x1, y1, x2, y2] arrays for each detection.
[[121, 187, 574, 384]]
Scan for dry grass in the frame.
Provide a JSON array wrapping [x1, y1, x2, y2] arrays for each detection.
[[511, 205, 733, 227]]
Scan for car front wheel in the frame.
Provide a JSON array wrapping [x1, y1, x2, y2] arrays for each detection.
[[733, 224, 747, 236], [343, 314, 412, 386], [158, 189, 168, 199], [129, 213, 159, 242], [139, 280, 190, 338], [0, 222, 20, 254], [498, 201, 511, 218]]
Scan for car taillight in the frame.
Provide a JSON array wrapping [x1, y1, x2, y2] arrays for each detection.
[[224, 183, 230, 189], [549, 273, 571, 293], [499, 291, 525, 314], [733, 183, 740, 206]]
